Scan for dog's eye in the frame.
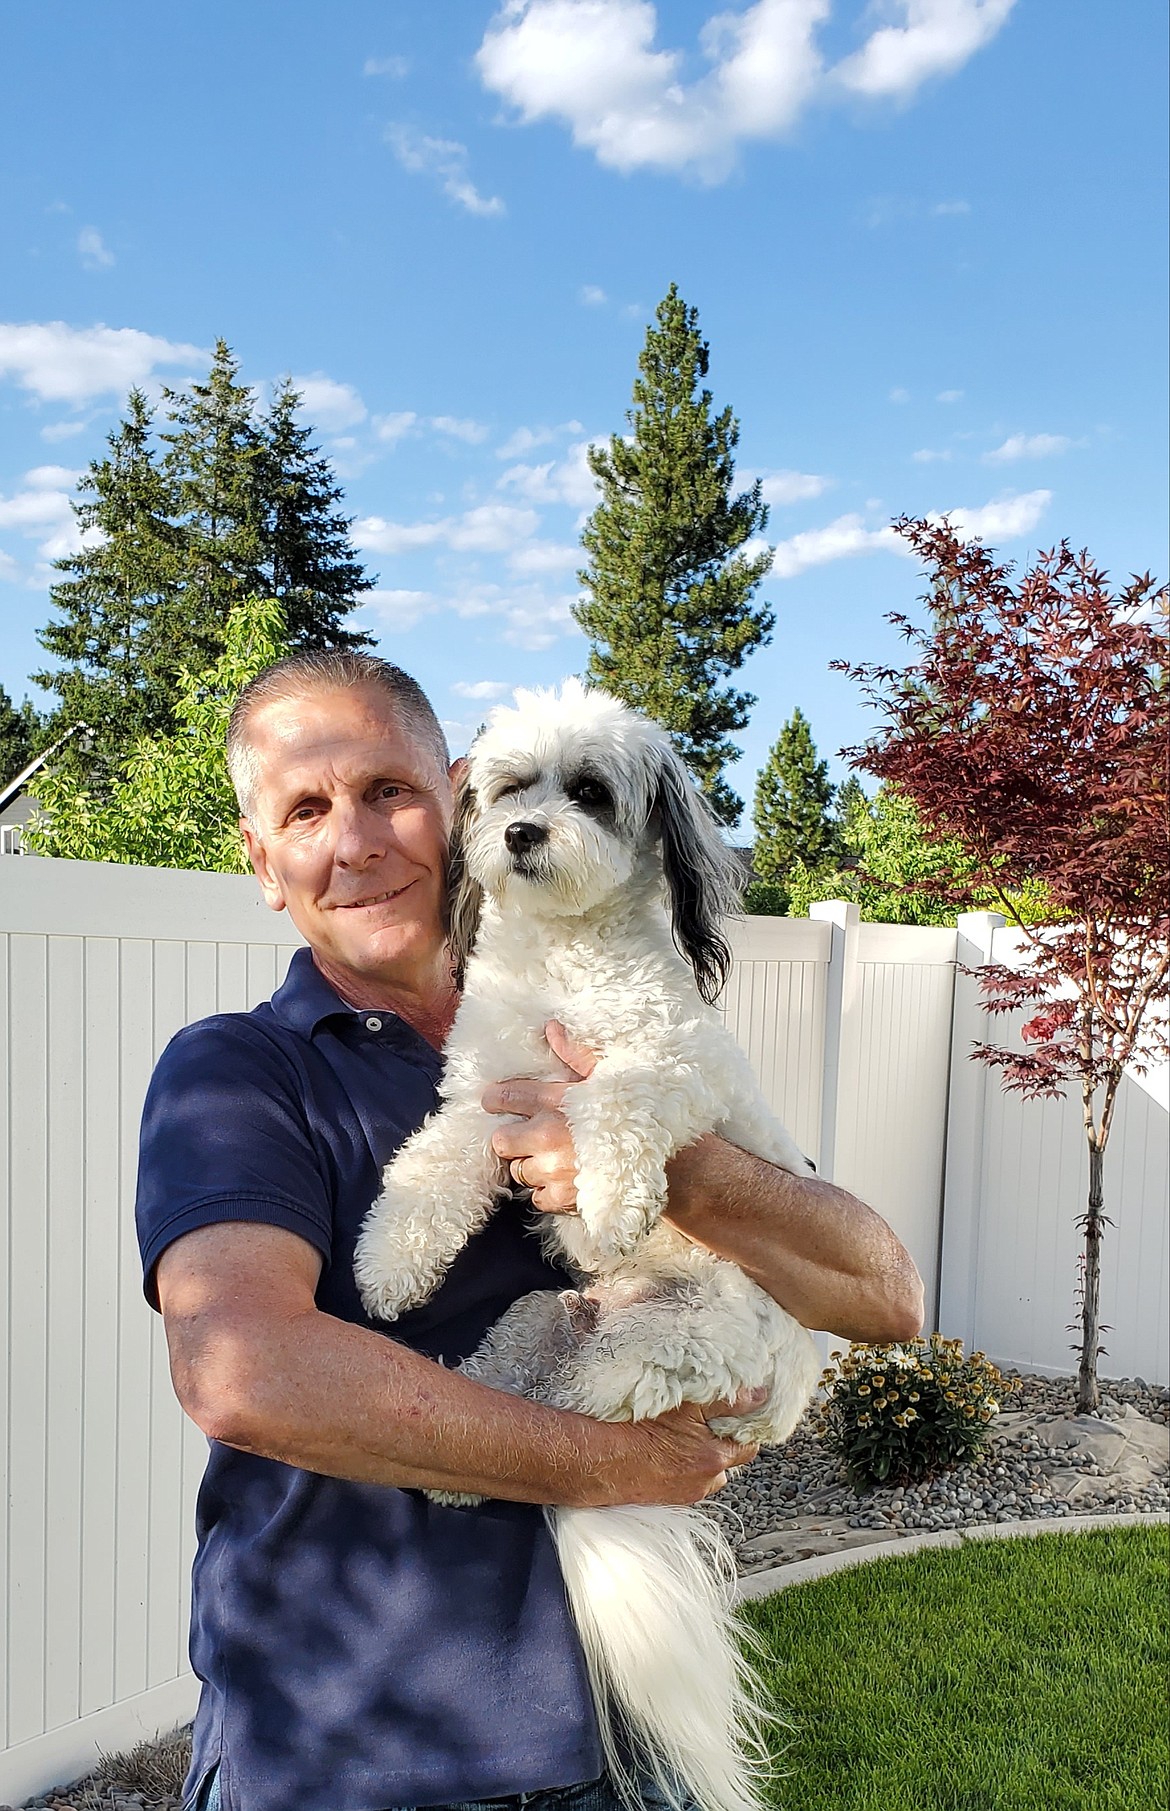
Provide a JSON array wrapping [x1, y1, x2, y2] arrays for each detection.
[[568, 777, 612, 812], [495, 780, 527, 801]]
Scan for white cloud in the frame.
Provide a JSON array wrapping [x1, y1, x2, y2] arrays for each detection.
[[495, 420, 583, 459], [452, 679, 513, 700], [78, 227, 115, 270], [356, 588, 435, 631], [498, 438, 599, 510], [354, 502, 540, 557], [937, 388, 964, 403], [292, 373, 368, 430], [386, 124, 505, 216], [984, 432, 1076, 464], [889, 386, 910, 403], [758, 468, 831, 505], [40, 417, 92, 442], [834, 0, 1015, 100], [508, 539, 581, 574], [0, 547, 18, 581], [430, 414, 490, 444], [580, 284, 608, 306], [0, 321, 204, 404], [932, 198, 971, 215], [364, 55, 409, 77], [451, 582, 581, 650], [912, 446, 951, 463], [476, 0, 1013, 180], [373, 410, 418, 443], [770, 512, 905, 578], [942, 489, 1052, 541], [0, 466, 91, 564]]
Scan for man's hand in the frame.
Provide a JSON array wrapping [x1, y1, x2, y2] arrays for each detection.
[[482, 1020, 594, 1216]]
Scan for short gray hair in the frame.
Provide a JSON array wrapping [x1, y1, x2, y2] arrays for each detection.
[[226, 651, 449, 821]]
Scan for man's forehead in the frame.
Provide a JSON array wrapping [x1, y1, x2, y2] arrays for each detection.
[[249, 686, 440, 783]]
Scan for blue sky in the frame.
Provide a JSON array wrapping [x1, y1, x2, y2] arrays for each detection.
[[1, 0, 1166, 814]]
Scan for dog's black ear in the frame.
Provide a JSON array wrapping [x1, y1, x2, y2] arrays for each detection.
[[445, 773, 483, 990], [654, 748, 741, 1006]]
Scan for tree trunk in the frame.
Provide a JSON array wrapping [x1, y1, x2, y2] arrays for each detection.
[[1076, 1141, 1105, 1413]]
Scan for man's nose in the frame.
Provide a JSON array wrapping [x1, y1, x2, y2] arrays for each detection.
[[333, 799, 388, 866], [504, 820, 548, 855]]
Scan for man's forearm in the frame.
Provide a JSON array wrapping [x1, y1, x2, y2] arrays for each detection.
[[185, 1305, 632, 1503], [174, 1298, 748, 1510], [664, 1134, 924, 1342]]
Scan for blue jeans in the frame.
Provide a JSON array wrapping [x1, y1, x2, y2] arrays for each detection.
[[192, 1766, 682, 1810]]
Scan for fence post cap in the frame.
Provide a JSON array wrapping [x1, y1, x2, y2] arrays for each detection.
[[809, 899, 861, 929]]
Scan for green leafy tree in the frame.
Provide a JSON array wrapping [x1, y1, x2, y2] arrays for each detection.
[[575, 284, 774, 826], [0, 686, 46, 787], [782, 784, 1056, 925], [27, 595, 289, 871], [752, 708, 838, 893], [832, 774, 869, 866], [36, 344, 372, 792]]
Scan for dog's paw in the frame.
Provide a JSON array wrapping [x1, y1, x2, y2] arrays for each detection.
[[425, 1487, 485, 1508], [353, 1239, 445, 1321]]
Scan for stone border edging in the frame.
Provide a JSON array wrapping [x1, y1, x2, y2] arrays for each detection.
[[734, 1509, 1169, 1602]]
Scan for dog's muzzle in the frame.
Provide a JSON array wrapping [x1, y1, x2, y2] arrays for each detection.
[[504, 820, 548, 858]]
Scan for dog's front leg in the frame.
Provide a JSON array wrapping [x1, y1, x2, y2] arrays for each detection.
[[560, 1051, 722, 1255], [354, 1099, 507, 1320]]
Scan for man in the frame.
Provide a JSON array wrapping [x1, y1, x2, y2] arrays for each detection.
[[138, 651, 924, 1811]]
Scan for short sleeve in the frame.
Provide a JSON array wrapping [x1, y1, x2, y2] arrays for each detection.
[[136, 1016, 333, 1309]]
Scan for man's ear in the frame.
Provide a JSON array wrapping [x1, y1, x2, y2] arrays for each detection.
[[241, 820, 287, 914]]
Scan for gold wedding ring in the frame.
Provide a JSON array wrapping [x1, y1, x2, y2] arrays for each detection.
[[512, 1158, 530, 1189]]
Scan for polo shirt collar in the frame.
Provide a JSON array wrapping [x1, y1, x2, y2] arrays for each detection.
[[270, 947, 355, 1036], [269, 948, 445, 1078]]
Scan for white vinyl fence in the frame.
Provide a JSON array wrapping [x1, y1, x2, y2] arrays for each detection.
[[2, 857, 1167, 1801]]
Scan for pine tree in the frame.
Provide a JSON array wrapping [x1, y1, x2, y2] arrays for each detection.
[[258, 380, 373, 648], [0, 686, 45, 787], [752, 707, 837, 884], [34, 344, 372, 790], [34, 388, 184, 782], [833, 774, 870, 867], [575, 285, 774, 826]]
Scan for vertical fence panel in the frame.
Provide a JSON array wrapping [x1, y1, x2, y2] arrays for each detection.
[[0, 936, 9, 1753], [79, 938, 123, 1719], [43, 937, 87, 1734], [6, 934, 50, 1748]]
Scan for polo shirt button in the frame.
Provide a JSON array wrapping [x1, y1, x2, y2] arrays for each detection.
[[365, 1016, 383, 1032]]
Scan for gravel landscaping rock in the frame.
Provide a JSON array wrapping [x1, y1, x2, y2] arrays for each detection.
[[18, 1369, 1168, 1809], [702, 1367, 1170, 1573]]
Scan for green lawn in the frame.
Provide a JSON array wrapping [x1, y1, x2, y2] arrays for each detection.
[[743, 1524, 1169, 1811]]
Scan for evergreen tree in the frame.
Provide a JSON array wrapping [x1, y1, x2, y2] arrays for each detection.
[[575, 285, 774, 826], [258, 379, 373, 647], [34, 389, 184, 781], [751, 707, 837, 885], [34, 344, 372, 790], [0, 686, 45, 787], [832, 774, 870, 867]]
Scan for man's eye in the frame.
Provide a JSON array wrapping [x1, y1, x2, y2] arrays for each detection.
[[380, 785, 403, 800]]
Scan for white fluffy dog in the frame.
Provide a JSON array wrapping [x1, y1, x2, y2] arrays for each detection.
[[355, 679, 821, 1811]]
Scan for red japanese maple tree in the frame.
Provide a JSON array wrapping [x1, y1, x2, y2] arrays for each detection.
[[833, 519, 1168, 1410]]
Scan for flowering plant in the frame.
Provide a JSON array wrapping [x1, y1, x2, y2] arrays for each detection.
[[815, 1335, 1004, 1491]]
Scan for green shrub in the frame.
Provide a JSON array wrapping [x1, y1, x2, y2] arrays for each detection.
[[816, 1335, 1005, 1490]]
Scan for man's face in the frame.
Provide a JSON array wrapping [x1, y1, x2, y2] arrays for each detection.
[[241, 684, 454, 993]]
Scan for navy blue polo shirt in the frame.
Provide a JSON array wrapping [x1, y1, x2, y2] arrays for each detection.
[[136, 947, 602, 1811]]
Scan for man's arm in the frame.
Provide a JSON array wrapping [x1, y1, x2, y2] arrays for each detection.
[[661, 1133, 924, 1342], [484, 1023, 925, 1345], [156, 1220, 760, 1506]]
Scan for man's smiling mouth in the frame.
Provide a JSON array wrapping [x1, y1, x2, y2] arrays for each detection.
[[335, 882, 416, 910]]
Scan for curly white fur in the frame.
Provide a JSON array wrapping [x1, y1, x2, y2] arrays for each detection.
[[355, 678, 821, 1811]]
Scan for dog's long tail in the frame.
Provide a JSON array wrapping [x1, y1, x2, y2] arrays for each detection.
[[546, 1503, 776, 1811]]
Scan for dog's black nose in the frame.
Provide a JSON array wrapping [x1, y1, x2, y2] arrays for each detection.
[[505, 820, 548, 855]]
